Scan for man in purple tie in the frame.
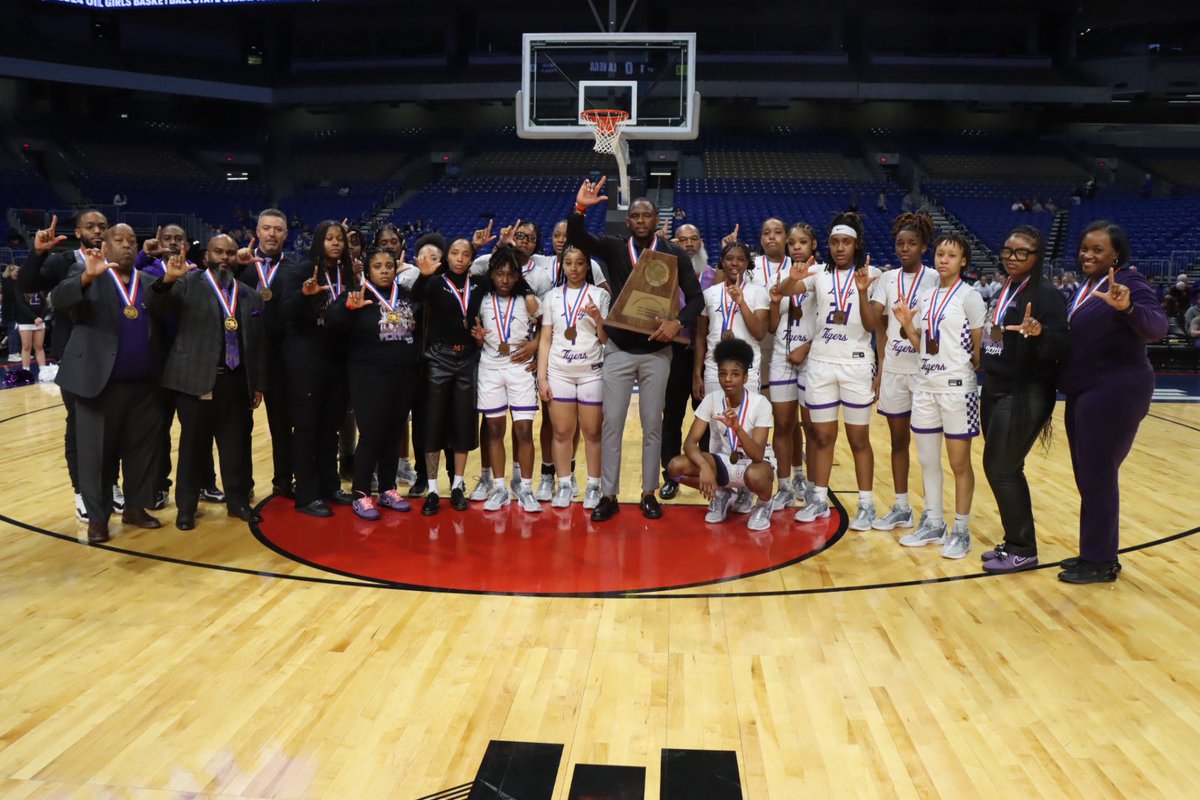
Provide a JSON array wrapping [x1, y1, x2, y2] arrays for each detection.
[[146, 235, 267, 530]]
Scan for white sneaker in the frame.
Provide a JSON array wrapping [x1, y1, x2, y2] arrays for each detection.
[[509, 472, 521, 496], [534, 474, 555, 502], [582, 484, 602, 510], [848, 504, 876, 531], [570, 475, 580, 498], [747, 500, 772, 531], [111, 485, 125, 514], [802, 482, 817, 507], [899, 518, 947, 547], [551, 484, 572, 508], [468, 475, 493, 502], [794, 498, 830, 522], [482, 485, 510, 512], [516, 488, 542, 513], [705, 488, 733, 523], [75, 493, 89, 523], [730, 488, 755, 514], [770, 485, 795, 511], [395, 461, 418, 487], [791, 476, 810, 498], [941, 523, 972, 559], [872, 505, 914, 531], [6, 354, 20, 363]]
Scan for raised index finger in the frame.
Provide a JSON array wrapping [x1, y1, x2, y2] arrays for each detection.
[[49, 214, 58, 234], [155, 225, 163, 241], [1107, 267, 1116, 289], [1023, 302, 1033, 322]]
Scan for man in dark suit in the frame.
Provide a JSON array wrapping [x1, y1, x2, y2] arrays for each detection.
[[50, 223, 163, 543], [147, 234, 267, 530], [24, 210, 110, 522], [234, 208, 294, 498]]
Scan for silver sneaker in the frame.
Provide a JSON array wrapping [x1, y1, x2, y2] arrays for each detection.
[[848, 504, 876, 531], [395, 461, 418, 486], [111, 485, 125, 514], [791, 476, 810, 497], [509, 472, 522, 495], [747, 500, 772, 531], [534, 474, 555, 502], [770, 485, 796, 511], [899, 518, 947, 547], [582, 484, 602, 510], [794, 498, 830, 522], [551, 483, 572, 508], [941, 523, 971, 559], [468, 475, 493, 502], [482, 485, 511, 511], [705, 488, 733, 523], [75, 493, 89, 523], [730, 488, 755, 514], [571, 475, 580, 498], [802, 482, 817, 507], [872, 504, 914, 531], [517, 488, 543, 513]]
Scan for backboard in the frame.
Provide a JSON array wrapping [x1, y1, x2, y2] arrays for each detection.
[[517, 32, 699, 141]]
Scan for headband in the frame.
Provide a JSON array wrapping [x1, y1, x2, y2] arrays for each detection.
[[830, 224, 858, 239]]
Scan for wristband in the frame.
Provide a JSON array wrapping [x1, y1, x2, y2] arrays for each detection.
[[574, 204, 587, 215]]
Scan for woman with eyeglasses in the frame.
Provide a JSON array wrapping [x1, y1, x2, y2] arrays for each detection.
[[1055, 221, 1166, 583], [977, 226, 1070, 574]]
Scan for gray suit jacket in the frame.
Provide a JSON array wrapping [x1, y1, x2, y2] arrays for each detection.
[[50, 263, 162, 399], [144, 269, 267, 399]]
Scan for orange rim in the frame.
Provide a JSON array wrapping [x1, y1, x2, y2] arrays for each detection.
[[580, 108, 630, 134]]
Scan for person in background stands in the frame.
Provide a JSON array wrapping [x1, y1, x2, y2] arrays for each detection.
[[51, 224, 163, 543]]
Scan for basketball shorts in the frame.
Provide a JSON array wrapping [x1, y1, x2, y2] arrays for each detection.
[[712, 450, 777, 490], [910, 389, 980, 439], [804, 359, 874, 424], [877, 370, 919, 417], [477, 361, 539, 420], [767, 358, 799, 403], [547, 369, 603, 406]]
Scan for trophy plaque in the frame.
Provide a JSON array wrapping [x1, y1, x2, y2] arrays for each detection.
[[604, 249, 689, 344]]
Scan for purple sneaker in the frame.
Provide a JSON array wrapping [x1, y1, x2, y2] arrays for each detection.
[[378, 489, 412, 513], [982, 551, 1039, 574], [352, 496, 381, 521], [981, 543, 1010, 562]]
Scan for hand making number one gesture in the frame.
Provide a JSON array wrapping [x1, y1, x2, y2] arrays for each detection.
[[854, 255, 878, 293], [236, 237, 261, 267], [1091, 267, 1131, 312], [720, 224, 740, 249], [471, 220, 496, 250], [1005, 302, 1043, 338], [34, 214, 68, 255], [576, 176, 608, 209], [163, 244, 191, 281], [83, 242, 116, 279], [301, 263, 325, 296], [345, 287, 373, 311]]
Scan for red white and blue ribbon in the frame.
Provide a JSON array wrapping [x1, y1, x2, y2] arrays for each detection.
[[364, 281, 399, 313], [832, 266, 855, 316], [442, 275, 472, 324], [493, 293, 517, 344], [254, 250, 281, 291], [1068, 274, 1107, 323], [108, 268, 139, 312], [322, 268, 343, 297], [562, 284, 589, 331], [897, 268, 925, 309], [720, 278, 744, 336], [925, 278, 962, 345], [204, 269, 239, 320], [723, 394, 753, 452], [760, 255, 790, 286], [991, 275, 1029, 330], [627, 235, 657, 266]]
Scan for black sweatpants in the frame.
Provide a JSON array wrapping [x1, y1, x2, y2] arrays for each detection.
[[286, 348, 347, 507], [350, 365, 416, 496], [981, 383, 1056, 557]]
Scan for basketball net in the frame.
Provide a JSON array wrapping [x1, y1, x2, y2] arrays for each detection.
[[581, 109, 632, 209]]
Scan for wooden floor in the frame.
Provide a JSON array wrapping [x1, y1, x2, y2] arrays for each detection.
[[1, 379, 1198, 799]]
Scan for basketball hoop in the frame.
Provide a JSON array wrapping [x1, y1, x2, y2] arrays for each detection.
[[581, 109, 630, 155]]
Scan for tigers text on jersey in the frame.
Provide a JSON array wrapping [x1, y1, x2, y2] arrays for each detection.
[[802, 265, 885, 366], [878, 265, 939, 375], [700, 280, 771, 377], [771, 290, 818, 358], [541, 283, 611, 376], [910, 282, 986, 392]]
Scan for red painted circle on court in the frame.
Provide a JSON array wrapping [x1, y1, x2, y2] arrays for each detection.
[[255, 498, 843, 595]]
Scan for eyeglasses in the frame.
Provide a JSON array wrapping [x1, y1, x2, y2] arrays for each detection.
[[1000, 247, 1038, 261], [513, 232, 535, 242]]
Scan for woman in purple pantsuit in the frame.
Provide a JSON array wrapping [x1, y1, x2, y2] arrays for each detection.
[[1056, 221, 1167, 583]]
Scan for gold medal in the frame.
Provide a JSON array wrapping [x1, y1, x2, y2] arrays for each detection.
[[260, 287, 272, 301], [463, 319, 469, 331], [832, 310, 847, 325], [386, 311, 400, 324], [225, 316, 239, 332], [721, 330, 734, 340], [565, 326, 577, 342], [498, 342, 511, 356], [990, 325, 1002, 340], [123, 305, 139, 320]]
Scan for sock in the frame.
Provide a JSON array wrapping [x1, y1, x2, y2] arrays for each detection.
[[791, 466, 806, 482], [429, 476, 441, 497], [955, 512, 970, 529], [587, 476, 601, 488], [494, 475, 505, 489], [480, 467, 493, 480], [813, 486, 829, 502], [451, 475, 464, 490], [915, 431, 944, 526], [400, 457, 412, 469], [541, 461, 555, 476], [521, 478, 533, 491], [511, 464, 521, 481], [858, 490, 873, 507], [895, 492, 910, 511], [558, 476, 572, 487]]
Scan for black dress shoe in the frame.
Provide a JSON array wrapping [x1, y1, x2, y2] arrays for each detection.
[[228, 505, 264, 523], [1058, 558, 1121, 584], [408, 478, 429, 498], [87, 520, 110, 543], [175, 513, 196, 531], [659, 479, 679, 500], [122, 508, 162, 529], [590, 495, 620, 522], [328, 489, 354, 506], [640, 493, 663, 519], [1059, 556, 1122, 574], [421, 493, 440, 516], [296, 500, 334, 518], [450, 486, 468, 511]]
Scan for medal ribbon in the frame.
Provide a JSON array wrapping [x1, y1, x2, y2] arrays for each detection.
[[832, 267, 855, 314], [723, 394, 753, 453], [720, 278, 744, 335], [108, 269, 140, 312], [925, 278, 962, 344], [1068, 274, 1107, 323], [991, 275, 1029, 329], [897, 268, 925, 309], [254, 250, 280, 290], [627, 235, 658, 267], [442, 275, 472, 324], [364, 281, 399, 313], [493, 294, 517, 343], [322, 268, 342, 297], [562, 285, 589, 332], [204, 269, 239, 321], [761, 255, 790, 286]]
